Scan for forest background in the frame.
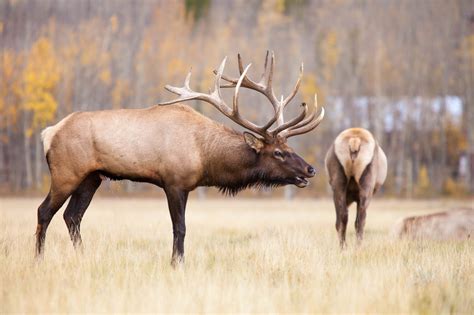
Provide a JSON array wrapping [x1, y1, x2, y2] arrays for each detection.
[[1, 0, 473, 198]]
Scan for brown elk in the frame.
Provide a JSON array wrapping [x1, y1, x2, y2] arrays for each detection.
[[36, 52, 324, 264], [325, 128, 387, 248], [393, 208, 474, 241]]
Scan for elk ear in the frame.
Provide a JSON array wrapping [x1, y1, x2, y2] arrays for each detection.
[[244, 132, 264, 153]]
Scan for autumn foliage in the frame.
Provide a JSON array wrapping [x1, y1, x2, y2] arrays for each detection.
[[0, 0, 472, 197]]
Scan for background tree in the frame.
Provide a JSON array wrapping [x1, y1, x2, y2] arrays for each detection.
[[0, 0, 471, 197]]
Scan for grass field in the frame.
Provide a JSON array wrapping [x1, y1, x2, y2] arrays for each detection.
[[0, 197, 473, 313]]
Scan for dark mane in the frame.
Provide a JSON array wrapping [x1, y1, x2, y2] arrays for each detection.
[[216, 170, 287, 196]]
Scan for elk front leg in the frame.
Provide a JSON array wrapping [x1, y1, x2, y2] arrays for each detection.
[[333, 190, 348, 249], [164, 186, 189, 266]]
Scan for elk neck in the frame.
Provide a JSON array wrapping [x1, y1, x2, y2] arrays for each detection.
[[197, 126, 268, 195]]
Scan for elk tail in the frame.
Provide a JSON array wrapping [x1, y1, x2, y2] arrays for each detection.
[[41, 125, 58, 156], [348, 137, 361, 161]]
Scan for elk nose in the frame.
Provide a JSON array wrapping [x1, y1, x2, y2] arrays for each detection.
[[307, 166, 316, 177]]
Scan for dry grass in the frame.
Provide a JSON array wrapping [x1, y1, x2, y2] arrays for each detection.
[[0, 197, 473, 313]]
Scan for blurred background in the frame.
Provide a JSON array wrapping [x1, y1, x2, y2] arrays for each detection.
[[0, 0, 472, 198]]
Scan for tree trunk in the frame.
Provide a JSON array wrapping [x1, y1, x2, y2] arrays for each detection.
[[23, 114, 33, 189], [35, 131, 42, 190]]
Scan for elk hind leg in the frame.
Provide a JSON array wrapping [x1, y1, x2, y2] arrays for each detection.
[[334, 191, 349, 249], [355, 194, 371, 245], [355, 160, 376, 245], [36, 176, 82, 257], [63, 172, 102, 249]]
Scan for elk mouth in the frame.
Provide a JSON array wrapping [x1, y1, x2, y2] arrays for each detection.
[[294, 176, 309, 188]]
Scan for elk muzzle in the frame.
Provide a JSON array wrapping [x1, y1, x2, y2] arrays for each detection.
[[293, 163, 316, 188]]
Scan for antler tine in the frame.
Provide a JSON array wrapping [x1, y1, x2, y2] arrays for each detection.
[[213, 57, 227, 102], [266, 51, 275, 92], [277, 95, 284, 125], [282, 63, 303, 108], [233, 63, 252, 114], [160, 70, 198, 105], [264, 62, 304, 134], [161, 54, 324, 140], [228, 63, 273, 138], [284, 107, 325, 138], [286, 94, 319, 131], [160, 58, 230, 113], [259, 50, 270, 82], [270, 102, 308, 136], [260, 94, 284, 131], [237, 53, 245, 74], [214, 52, 280, 129], [160, 57, 269, 138], [280, 94, 325, 138], [217, 53, 268, 93]]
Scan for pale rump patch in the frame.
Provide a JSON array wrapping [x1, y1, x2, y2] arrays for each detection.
[[334, 128, 375, 183], [376, 146, 387, 186], [41, 113, 75, 155]]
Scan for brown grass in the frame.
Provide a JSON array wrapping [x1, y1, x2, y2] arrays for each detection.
[[0, 197, 473, 313]]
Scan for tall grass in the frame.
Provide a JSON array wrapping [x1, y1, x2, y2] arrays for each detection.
[[1, 198, 472, 313]]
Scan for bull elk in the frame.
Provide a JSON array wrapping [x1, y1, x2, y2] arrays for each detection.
[[36, 52, 324, 264], [325, 128, 387, 248]]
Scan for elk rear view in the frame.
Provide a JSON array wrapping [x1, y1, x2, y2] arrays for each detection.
[[325, 128, 387, 248]]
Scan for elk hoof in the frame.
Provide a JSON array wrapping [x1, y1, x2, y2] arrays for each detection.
[[171, 255, 185, 268]]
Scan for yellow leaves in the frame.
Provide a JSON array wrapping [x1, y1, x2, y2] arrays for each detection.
[[1, 52, 18, 108], [80, 48, 94, 66], [258, 0, 289, 29], [0, 50, 23, 128], [77, 26, 111, 70], [22, 37, 60, 135], [300, 73, 324, 106], [415, 165, 431, 196], [275, 0, 286, 13], [167, 58, 188, 81], [320, 30, 340, 84], [458, 34, 474, 72], [459, 34, 474, 57], [24, 38, 60, 87], [99, 69, 112, 85], [445, 120, 467, 161], [442, 177, 467, 197]]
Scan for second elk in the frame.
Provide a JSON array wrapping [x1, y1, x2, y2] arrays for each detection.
[[325, 128, 387, 248]]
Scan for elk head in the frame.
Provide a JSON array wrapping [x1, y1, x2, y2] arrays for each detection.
[[160, 51, 324, 188]]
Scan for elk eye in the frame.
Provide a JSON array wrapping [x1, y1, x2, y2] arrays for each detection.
[[274, 150, 284, 159]]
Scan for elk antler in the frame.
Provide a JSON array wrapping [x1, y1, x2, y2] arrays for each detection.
[[278, 94, 325, 138], [159, 51, 324, 139]]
